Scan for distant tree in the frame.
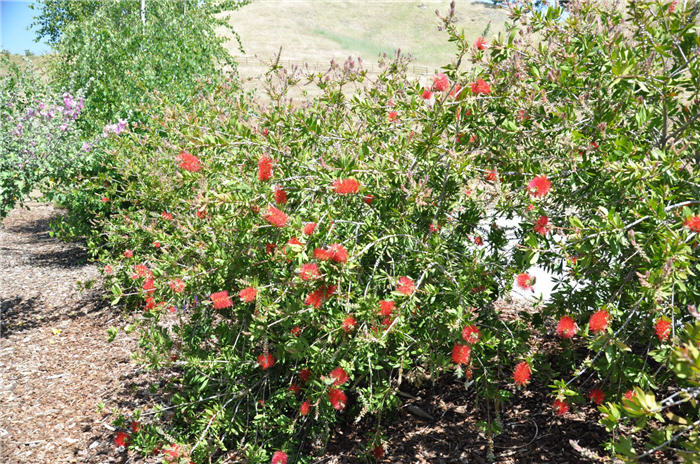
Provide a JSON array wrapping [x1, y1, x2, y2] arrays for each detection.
[[30, 0, 101, 46]]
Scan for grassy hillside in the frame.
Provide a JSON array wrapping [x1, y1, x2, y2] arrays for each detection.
[[221, 0, 507, 80]]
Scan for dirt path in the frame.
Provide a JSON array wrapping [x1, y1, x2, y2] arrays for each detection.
[[0, 201, 144, 464]]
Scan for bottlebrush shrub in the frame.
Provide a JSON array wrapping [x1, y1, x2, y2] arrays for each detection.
[[79, 0, 698, 462]]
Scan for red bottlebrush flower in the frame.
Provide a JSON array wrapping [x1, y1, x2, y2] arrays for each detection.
[[624, 390, 636, 400], [513, 361, 532, 386], [299, 368, 311, 383], [257, 353, 275, 370], [534, 215, 550, 235], [388, 111, 398, 122], [471, 78, 491, 95], [461, 324, 481, 344], [124, 249, 133, 258], [329, 388, 347, 410], [552, 399, 570, 416], [516, 273, 534, 290], [114, 431, 130, 447], [518, 109, 528, 121], [196, 210, 207, 219], [474, 36, 487, 50], [305, 285, 335, 308], [429, 222, 441, 232], [328, 243, 348, 263], [556, 316, 577, 339], [373, 445, 385, 459], [300, 400, 311, 416], [100, 197, 109, 203], [286, 236, 302, 251], [266, 243, 277, 254], [589, 388, 605, 405], [396, 276, 415, 295], [178, 151, 201, 172], [211, 291, 232, 309], [289, 384, 301, 395], [450, 83, 463, 99], [239, 287, 257, 303], [589, 310, 610, 333], [669, 0, 677, 12], [432, 73, 450, 92], [262, 127, 269, 137], [142, 278, 155, 294], [162, 443, 181, 458], [274, 187, 288, 205], [258, 155, 273, 181], [314, 247, 333, 260], [169, 278, 185, 293], [684, 216, 700, 232], [161, 212, 172, 220], [104, 265, 113, 275], [378, 300, 395, 317], [473, 236, 484, 246], [655, 318, 671, 341], [264, 205, 288, 228], [342, 316, 357, 333], [452, 343, 471, 364], [330, 367, 349, 386], [363, 194, 374, 204], [271, 451, 288, 464], [486, 169, 497, 182], [333, 178, 361, 194], [421, 88, 434, 100], [299, 263, 321, 281], [144, 296, 156, 310], [381, 316, 393, 330], [528, 175, 552, 198], [153, 242, 161, 249], [130, 421, 140, 433], [303, 222, 317, 235], [290, 326, 302, 336]]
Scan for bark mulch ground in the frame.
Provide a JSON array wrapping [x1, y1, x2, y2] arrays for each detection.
[[0, 201, 650, 464]]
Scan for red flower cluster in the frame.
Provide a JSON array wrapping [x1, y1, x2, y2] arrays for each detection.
[[421, 88, 434, 100], [516, 273, 534, 290], [299, 368, 311, 383], [124, 249, 133, 258], [342, 316, 357, 333], [588, 310, 610, 333], [474, 36, 487, 50], [373, 445, 385, 459], [300, 400, 310, 416], [169, 278, 185, 293], [299, 263, 321, 281], [556, 316, 577, 339], [655, 318, 671, 341], [330, 367, 349, 386], [258, 155, 273, 181], [552, 399, 570, 416], [333, 178, 361, 194], [684, 215, 700, 232], [239, 287, 257, 303], [271, 451, 288, 464], [396, 276, 415, 295], [588, 388, 605, 405], [161, 211, 172, 220], [624, 390, 636, 400], [432, 73, 450, 92], [451, 343, 471, 364], [513, 361, 532, 386], [314, 243, 348, 263], [528, 175, 552, 198], [114, 431, 130, 447], [274, 187, 287, 205], [290, 326, 302, 336], [388, 111, 398, 122], [303, 222, 317, 235], [264, 205, 288, 227], [461, 324, 481, 344], [305, 285, 337, 308], [471, 78, 491, 95], [534, 215, 550, 235], [258, 353, 275, 370], [178, 151, 201, 172], [329, 388, 347, 410], [378, 300, 395, 317], [211, 291, 232, 309]]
